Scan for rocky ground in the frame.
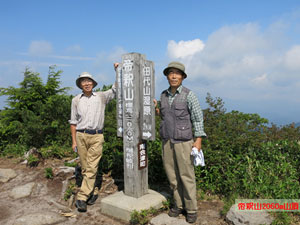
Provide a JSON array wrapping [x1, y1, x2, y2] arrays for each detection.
[[0, 157, 228, 225]]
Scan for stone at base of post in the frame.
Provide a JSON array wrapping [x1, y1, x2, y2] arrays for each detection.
[[100, 189, 167, 222]]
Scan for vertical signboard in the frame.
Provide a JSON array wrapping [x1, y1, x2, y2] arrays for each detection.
[[116, 66, 123, 137], [116, 52, 155, 198], [141, 60, 155, 141], [122, 55, 136, 181], [138, 142, 147, 170]]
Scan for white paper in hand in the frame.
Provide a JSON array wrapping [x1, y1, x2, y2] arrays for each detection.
[[191, 147, 205, 167]]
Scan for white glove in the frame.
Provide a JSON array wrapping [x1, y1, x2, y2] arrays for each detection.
[[191, 147, 205, 167]]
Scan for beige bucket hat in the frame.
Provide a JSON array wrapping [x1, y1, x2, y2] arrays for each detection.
[[163, 61, 187, 78], [76, 72, 98, 89]]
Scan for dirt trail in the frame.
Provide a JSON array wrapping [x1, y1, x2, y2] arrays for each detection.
[[0, 157, 227, 225]]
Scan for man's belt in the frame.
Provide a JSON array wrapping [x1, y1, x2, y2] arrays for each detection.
[[77, 129, 103, 134]]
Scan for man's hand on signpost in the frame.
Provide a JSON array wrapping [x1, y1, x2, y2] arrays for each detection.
[[114, 63, 119, 70], [153, 99, 160, 115]]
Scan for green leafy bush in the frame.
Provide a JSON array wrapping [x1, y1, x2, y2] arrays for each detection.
[[64, 181, 76, 201], [1, 143, 27, 156], [100, 94, 124, 178], [0, 66, 71, 155], [271, 212, 292, 225], [39, 145, 74, 159], [130, 207, 162, 225], [196, 93, 300, 201], [27, 154, 40, 167], [44, 167, 53, 179]]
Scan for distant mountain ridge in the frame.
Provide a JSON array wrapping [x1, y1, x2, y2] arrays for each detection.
[[295, 122, 300, 127]]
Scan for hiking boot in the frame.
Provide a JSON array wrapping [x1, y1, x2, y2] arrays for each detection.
[[186, 212, 197, 223], [168, 207, 183, 217], [75, 200, 87, 212], [87, 194, 98, 205]]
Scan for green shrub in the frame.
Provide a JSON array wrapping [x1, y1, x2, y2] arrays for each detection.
[[243, 142, 300, 199], [64, 182, 76, 201], [44, 167, 53, 179], [130, 207, 161, 225], [27, 154, 39, 167], [271, 212, 292, 225], [0, 66, 71, 155], [39, 145, 74, 159], [130, 210, 149, 225], [1, 143, 27, 157], [195, 94, 300, 201]]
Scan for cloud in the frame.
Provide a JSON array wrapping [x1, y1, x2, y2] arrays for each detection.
[[167, 39, 204, 59], [0, 60, 71, 68], [108, 46, 127, 61], [167, 22, 300, 86], [21, 42, 94, 61], [29, 40, 53, 56], [91, 47, 127, 84], [94, 46, 127, 67], [19, 52, 95, 61], [48, 55, 94, 60], [284, 45, 300, 70], [166, 20, 300, 124], [251, 73, 269, 86], [65, 44, 82, 54]]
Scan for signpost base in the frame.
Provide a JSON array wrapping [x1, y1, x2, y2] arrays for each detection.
[[100, 189, 166, 222]]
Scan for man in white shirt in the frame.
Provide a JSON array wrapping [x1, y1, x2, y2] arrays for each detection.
[[69, 70, 116, 212]]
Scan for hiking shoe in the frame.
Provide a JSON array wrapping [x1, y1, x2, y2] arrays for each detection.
[[186, 212, 197, 223], [75, 200, 87, 212], [168, 207, 183, 217], [87, 194, 98, 205]]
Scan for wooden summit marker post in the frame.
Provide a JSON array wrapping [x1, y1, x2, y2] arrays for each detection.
[[100, 53, 164, 221], [116, 52, 155, 198]]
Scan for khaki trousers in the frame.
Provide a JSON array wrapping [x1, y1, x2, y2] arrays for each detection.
[[76, 132, 104, 201], [162, 139, 197, 213]]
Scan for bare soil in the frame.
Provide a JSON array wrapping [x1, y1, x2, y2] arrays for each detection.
[[0, 157, 228, 225]]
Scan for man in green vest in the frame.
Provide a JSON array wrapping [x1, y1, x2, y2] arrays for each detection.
[[155, 61, 206, 223]]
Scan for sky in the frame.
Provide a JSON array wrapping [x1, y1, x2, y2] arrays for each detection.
[[0, 0, 300, 125]]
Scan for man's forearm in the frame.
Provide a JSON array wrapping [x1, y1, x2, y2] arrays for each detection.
[[193, 137, 202, 151], [70, 124, 77, 146]]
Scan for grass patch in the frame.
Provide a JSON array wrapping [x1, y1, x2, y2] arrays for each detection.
[[44, 167, 53, 179], [64, 161, 77, 167], [130, 202, 169, 225], [64, 181, 76, 201]]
